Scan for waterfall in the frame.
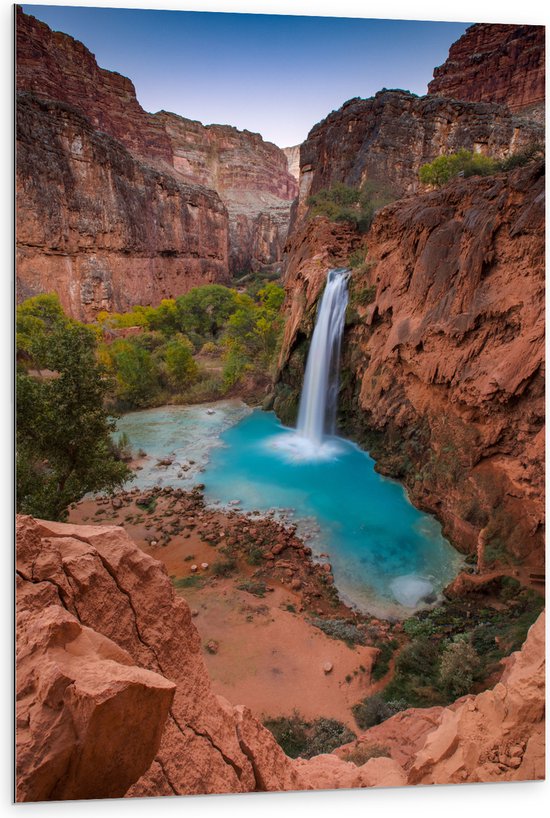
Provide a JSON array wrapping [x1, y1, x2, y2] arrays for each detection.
[[297, 268, 350, 447]]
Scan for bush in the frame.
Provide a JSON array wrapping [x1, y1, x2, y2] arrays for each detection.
[[309, 617, 366, 646], [352, 694, 408, 730], [500, 142, 544, 171], [263, 713, 355, 759], [236, 580, 266, 597], [212, 557, 237, 577], [371, 639, 398, 682], [439, 638, 480, 697], [307, 181, 394, 232], [419, 149, 500, 187], [341, 744, 391, 766]]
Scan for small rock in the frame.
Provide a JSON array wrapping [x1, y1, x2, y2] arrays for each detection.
[[205, 640, 219, 654], [323, 662, 333, 674], [290, 579, 302, 591], [150, 540, 158, 547], [191, 609, 199, 617], [190, 564, 198, 573], [201, 562, 209, 570]]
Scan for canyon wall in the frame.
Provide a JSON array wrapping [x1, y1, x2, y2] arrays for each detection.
[[428, 24, 545, 121], [16, 514, 545, 800], [16, 93, 229, 321], [294, 90, 543, 216], [16, 7, 297, 316], [277, 161, 545, 567]]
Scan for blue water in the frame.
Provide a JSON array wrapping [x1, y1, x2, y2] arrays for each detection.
[[115, 403, 462, 616], [202, 410, 462, 616]]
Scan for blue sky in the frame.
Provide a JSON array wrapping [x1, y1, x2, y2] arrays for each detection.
[[22, 5, 470, 147]]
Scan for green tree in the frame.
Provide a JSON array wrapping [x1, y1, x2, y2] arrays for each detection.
[[157, 336, 199, 390], [108, 340, 160, 408], [17, 295, 130, 520], [176, 285, 239, 343], [439, 638, 480, 697]]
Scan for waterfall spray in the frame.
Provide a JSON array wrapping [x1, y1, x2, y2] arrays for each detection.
[[297, 268, 350, 447]]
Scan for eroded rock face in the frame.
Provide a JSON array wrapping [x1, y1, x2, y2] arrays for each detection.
[[16, 93, 230, 321], [16, 517, 176, 802], [16, 6, 297, 306], [16, 515, 544, 799], [278, 162, 545, 565], [294, 90, 543, 216], [428, 24, 545, 121]]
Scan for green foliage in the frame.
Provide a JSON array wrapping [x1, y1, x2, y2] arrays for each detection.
[[500, 142, 544, 171], [263, 713, 355, 759], [212, 557, 237, 577], [176, 285, 240, 343], [309, 617, 366, 647], [439, 638, 480, 698], [236, 580, 267, 597], [307, 181, 394, 232], [352, 694, 408, 730], [16, 294, 131, 520], [419, 149, 500, 186], [108, 340, 160, 408], [156, 336, 199, 390], [371, 639, 398, 681], [172, 574, 205, 590]]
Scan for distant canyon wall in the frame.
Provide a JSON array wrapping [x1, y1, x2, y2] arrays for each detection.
[[16, 7, 297, 318], [16, 93, 229, 320], [428, 23, 545, 121]]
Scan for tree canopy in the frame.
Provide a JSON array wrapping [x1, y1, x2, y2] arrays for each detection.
[[17, 294, 131, 520]]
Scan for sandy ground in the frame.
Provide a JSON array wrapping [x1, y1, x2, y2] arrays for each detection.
[[70, 492, 380, 730]]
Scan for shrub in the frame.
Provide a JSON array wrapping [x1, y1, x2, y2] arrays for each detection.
[[419, 149, 500, 187], [236, 580, 266, 597], [439, 638, 480, 697], [307, 181, 394, 232], [500, 142, 544, 171], [309, 617, 366, 646], [341, 744, 391, 766], [212, 557, 237, 577], [371, 639, 398, 682], [263, 713, 355, 759], [352, 694, 408, 730]]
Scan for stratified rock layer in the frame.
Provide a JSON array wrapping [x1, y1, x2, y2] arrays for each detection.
[[16, 515, 545, 800], [16, 93, 229, 321], [157, 112, 297, 273], [278, 161, 545, 565], [296, 90, 543, 213], [428, 24, 545, 119], [16, 6, 297, 307]]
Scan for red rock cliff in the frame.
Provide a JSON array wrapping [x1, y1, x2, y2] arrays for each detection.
[[16, 6, 297, 305], [16, 93, 230, 321], [16, 514, 545, 799], [294, 90, 543, 218], [277, 161, 545, 567], [428, 24, 545, 120]]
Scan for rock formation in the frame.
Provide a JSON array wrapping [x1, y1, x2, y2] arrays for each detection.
[[293, 89, 543, 218], [283, 145, 301, 181], [157, 111, 297, 274], [16, 93, 229, 321], [428, 24, 545, 122], [15, 514, 545, 799], [16, 6, 297, 316], [277, 161, 545, 566]]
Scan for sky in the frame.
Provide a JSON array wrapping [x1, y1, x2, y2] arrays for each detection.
[[21, 4, 471, 147]]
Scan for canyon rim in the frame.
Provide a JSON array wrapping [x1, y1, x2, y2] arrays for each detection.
[[14, 2, 545, 808]]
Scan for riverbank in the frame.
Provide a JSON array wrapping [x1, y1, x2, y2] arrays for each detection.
[[69, 482, 543, 734], [69, 485, 393, 728]]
